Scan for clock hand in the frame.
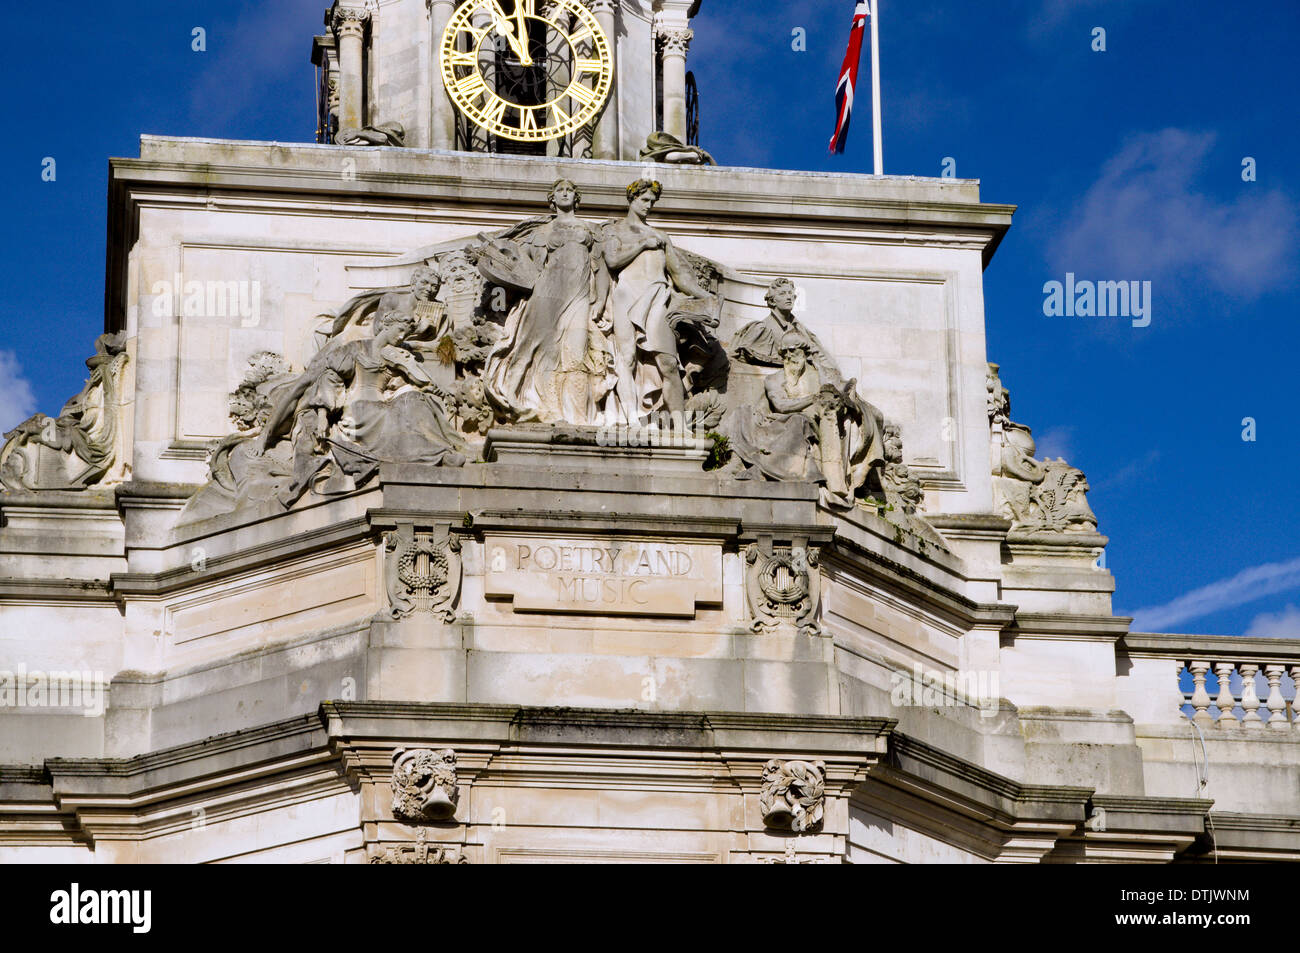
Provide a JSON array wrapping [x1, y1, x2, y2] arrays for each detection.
[[483, 0, 528, 64], [515, 0, 534, 67]]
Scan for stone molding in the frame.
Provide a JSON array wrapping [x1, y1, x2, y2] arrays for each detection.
[[6, 702, 1267, 862]]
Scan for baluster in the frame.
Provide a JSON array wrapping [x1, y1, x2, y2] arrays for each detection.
[[1188, 660, 1213, 726], [1266, 665, 1288, 730], [1239, 663, 1263, 728], [1213, 662, 1238, 729], [1291, 665, 1300, 731]]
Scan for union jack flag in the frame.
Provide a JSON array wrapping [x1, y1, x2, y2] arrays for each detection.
[[829, 1, 871, 154]]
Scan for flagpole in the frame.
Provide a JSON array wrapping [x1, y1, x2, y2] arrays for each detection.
[[870, 0, 883, 174]]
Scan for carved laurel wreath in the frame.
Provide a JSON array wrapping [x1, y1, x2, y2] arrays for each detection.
[[396, 539, 450, 594]]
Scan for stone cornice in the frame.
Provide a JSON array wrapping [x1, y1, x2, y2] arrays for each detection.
[[1122, 631, 1300, 662], [926, 513, 1012, 540], [821, 537, 1014, 631], [1010, 611, 1132, 642], [109, 514, 374, 596], [0, 577, 117, 604], [13, 700, 1296, 859], [0, 488, 118, 511], [886, 733, 1092, 821], [109, 138, 1013, 232]]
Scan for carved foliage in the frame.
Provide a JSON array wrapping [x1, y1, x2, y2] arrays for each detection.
[[744, 536, 822, 636], [384, 523, 462, 621], [759, 759, 826, 833], [654, 24, 693, 56], [228, 351, 292, 432], [390, 747, 460, 822]]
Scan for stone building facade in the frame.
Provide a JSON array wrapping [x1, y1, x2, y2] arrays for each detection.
[[1, 0, 1297, 863]]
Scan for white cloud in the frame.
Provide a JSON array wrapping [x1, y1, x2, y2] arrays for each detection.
[[1131, 556, 1300, 632], [1245, 605, 1300, 639], [1048, 129, 1297, 299], [1027, 0, 1135, 39], [187, 0, 324, 129], [0, 351, 37, 433], [1031, 424, 1075, 462], [1091, 448, 1160, 492]]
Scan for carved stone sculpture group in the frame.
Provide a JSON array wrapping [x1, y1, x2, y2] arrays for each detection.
[[175, 177, 938, 529], [0, 179, 1099, 565]]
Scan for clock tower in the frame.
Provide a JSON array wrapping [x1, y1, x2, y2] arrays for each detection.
[[311, 0, 703, 159]]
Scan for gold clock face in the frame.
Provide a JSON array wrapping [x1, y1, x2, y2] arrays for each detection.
[[441, 0, 613, 142]]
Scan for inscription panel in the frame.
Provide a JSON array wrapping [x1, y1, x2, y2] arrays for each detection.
[[484, 534, 722, 617]]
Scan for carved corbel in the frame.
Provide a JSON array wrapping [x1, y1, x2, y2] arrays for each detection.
[[390, 747, 460, 822], [758, 758, 826, 833]]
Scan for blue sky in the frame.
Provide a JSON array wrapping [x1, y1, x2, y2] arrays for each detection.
[[2, 0, 1296, 636]]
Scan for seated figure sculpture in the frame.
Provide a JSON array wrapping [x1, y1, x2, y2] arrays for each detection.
[[730, 333, 875, 509], [728, 280, 885, 509], [254, 304, 466, 508]]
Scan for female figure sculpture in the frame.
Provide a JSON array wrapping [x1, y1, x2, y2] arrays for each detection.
[[481, 179, 610, 425]]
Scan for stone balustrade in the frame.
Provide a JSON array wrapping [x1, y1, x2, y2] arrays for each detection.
[[1120, 633, 1300, 731], [1181, 659, 1298, 730]]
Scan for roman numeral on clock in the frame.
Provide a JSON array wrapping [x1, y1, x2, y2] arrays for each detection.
[[482, 96, 508, 126], [455, 72, 489, 101], [568, 82, 599, 108], [575, 57, 602, 75]]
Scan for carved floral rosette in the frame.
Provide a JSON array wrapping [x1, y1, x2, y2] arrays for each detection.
[[744, 537, 822, 636], [390, 747, 460, 822], [758, 758, 826, 833]]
